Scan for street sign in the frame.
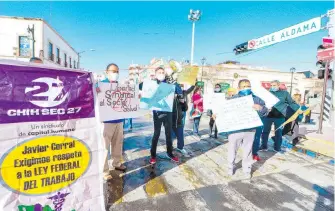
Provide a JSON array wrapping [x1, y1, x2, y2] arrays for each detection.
[[323, 37, 334, 47], [248, 17, 321, 50], [317, 48, 334, 61]]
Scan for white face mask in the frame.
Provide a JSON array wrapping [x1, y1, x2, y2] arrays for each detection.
[[156, 74, 165, 81], [129, 80, 135, 84], [108, 73, 119, 81], [166, 68, 173, 76], [214, 88, 221, 92]]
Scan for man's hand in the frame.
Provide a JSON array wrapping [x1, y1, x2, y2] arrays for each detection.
[[212, 114, 216, 120], [253, 104, 263, 111]]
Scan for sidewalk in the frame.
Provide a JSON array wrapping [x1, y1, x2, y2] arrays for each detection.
[[281, 120, 335, 159]]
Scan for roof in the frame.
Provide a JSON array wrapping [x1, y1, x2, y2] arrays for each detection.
[[0, 16, 78, 54]]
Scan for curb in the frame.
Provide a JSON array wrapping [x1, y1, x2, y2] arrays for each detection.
[[268, 138, 334, 161]]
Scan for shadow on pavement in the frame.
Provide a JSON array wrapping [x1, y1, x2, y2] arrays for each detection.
[[105, 135, 227, 208]]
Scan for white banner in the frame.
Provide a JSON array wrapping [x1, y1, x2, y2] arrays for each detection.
[[97, 82, 148, 121], [248, 17, 321, 50], [140, 80, 175, 112], [215, 96, 263, 133], [203, 93, 226, 111], [249, 80, 279, 108]]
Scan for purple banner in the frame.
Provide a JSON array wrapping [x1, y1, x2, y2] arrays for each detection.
[[0, 63, 95, 124]]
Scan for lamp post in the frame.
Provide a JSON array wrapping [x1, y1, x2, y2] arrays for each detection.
[[27, 24, 35, 57], [201, 57, 206, 81], [188, 9, 201, 65], [78, 49, 95, 69], [290, 67, 296, 94]]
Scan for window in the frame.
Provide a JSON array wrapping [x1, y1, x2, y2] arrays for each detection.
[[69, 57, 72, 68], [64, 53, 67, 67], [74, 60, 76, 69], [48, 42, 54, 61], [19, 36, 30, 57], [56, 48, 60, 64]]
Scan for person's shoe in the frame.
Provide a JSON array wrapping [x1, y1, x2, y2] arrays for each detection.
[[242, 173, 252, 180], [103, 173, 113, 181], [273, 149, 285, 154], [228, 168, 234, 176], [114, 164, 127, 172], [259, 146, 268, 152], [253, 155, 261, 161], [149, 157, 156, 164], [176, 148, 190, 157], [168, 155, 179, 163]]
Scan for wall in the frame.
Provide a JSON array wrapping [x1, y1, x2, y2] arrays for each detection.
[[42, 22, 78, 68], [0, 17, 43, 61]]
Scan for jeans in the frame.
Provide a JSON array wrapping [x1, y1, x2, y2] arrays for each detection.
[[172, 126, 185, 150], [129, 118, 133, 128], [261, 117, 285, 151], [182, 111, 186, 128], [151, 112, 173, 158], [252, 126, 263, 155], [193, 116, 201, 134]]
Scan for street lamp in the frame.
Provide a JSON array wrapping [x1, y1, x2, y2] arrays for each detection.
[[290, 67, 296, 94], [188, 9, 201, 65], [201, 57, 206, 81], [27, 24, 35, 57], [78, 49, 95, 68]]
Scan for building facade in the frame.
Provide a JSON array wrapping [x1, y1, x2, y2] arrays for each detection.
[[0, 16, 79, 68]]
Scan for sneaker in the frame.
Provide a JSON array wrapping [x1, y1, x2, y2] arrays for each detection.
[[103, 173, 112, 181], [253, 155, 261, 161], [228, 168, 234, 176], [114, 164, 127, 172], [259, 146, 268, 151], [273, 149, 285, 154], [149, 157, 156, 164], [176, 148, 190, 157], [168, 155, 179, 163]]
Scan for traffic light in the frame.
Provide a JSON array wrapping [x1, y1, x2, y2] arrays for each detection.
[[233, 42, 249, 55], [316, 61, 332, 79]]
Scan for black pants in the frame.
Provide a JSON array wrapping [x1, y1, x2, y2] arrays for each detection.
[[209, 118, 218, 138], [151, 112, 173, 158]]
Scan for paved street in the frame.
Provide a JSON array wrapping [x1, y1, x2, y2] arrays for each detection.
[[105, 116, 334, 211]]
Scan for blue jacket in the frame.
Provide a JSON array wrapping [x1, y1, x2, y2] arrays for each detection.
[[97, 78, 123, 124]]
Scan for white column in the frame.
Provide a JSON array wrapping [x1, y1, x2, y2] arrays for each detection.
[[190, 22, 195, 65]]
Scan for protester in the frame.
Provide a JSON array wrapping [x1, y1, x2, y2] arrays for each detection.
[[207, 84, 221, 139], [226, 79, 268, 179], [180, 84, 196, 127], [142, 67, 179, 164], [97, 63, 126, 180], [226, 87, 237, 99], [165, 68, 190, 156], [191, 86, 204, 136], [260, 80, 299, 153]]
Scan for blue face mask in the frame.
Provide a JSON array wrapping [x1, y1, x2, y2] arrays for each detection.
[[270, 87, 279, 92], [239, 89, 252, 96]]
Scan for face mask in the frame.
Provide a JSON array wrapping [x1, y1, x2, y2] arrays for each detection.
[[129, 80, 135, 84], [108, 73, 119, 81], [214, 88, 221, 93], [270, 87, 279, 92], [166, 68, 173, 76], [239, 88, 252, 96], [156, 74, 165, 81]]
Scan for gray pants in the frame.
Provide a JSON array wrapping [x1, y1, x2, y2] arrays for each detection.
[[228, 131, 255, 174]]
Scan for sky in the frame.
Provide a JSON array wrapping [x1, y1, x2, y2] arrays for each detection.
[[0, 1, 333, 79]]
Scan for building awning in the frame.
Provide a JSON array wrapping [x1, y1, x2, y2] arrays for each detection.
[[262, 82, 287, 90]]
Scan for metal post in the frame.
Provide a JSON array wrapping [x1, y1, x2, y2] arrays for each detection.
[[317, 61, 330, 134], [190, 22, 195, 65], [290, 71, 293, 94]]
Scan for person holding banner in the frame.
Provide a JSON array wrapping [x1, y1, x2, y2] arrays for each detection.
[[191, 86, 204, 136], [143, 67, 179, 164], [226, 79, 268, 179], [97, 63, 127, 180], [260, 80, 299, 153]]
